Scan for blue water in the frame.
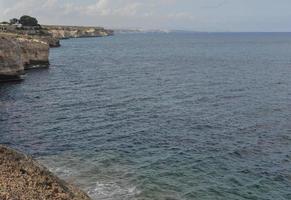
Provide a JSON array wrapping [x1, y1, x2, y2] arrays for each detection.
[[1, 33, 291, 200]]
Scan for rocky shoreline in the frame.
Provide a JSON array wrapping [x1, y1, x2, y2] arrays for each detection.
[[0, 145, 92, 200], [0, 21, 113, 198], [0, 25, 113, 82]]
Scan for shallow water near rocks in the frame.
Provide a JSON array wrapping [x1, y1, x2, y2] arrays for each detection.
[[1, 33, 291, 200]]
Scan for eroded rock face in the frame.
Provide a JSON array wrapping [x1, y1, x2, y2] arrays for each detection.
[[16, 37, 50, 69], [36, 36, 60, 48], [0, 25, 61, 48], [0, 34, 51, 81], [0, 145, 92, 200], [45, 36, 61, 47], [0, 36, 24, 81]]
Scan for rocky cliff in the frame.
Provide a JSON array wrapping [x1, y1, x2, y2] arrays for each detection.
[[0, 25, 61, 47], [0, 36, 24, 81], [44, 25, 114, 39], [0, 34, 50, 81], [0, 145, 92, 200], [0, 25, 113, 82], [17, 37, 50, 69], [43, 35, 61, 47]]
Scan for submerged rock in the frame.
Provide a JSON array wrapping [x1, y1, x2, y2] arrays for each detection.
[[0, 145, 92, 200]]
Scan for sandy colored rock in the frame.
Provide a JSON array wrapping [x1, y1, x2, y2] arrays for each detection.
[[0, 33, 50, 81], [16, 37, 50, 69], [0, 24, 61, 48], [43, 25, 114, 39], [0, 145, 92, 200], [0, 35, 24, 81]]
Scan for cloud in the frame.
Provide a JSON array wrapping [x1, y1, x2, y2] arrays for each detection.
[[0, 0, 194, 26], [167, 12, 195, 21], [2, 0, 58, 17], [2, 0, 290, 31], [83, 0, 142, 17], [202, 0, 229, 9]]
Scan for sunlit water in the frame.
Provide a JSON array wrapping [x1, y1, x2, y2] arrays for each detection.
[[1, 33, 291, 200]]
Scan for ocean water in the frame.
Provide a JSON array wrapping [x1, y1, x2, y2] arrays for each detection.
[[1, 32, 291, 200]]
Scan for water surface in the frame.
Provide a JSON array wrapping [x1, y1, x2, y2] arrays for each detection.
[[1, 33, 291, 200]]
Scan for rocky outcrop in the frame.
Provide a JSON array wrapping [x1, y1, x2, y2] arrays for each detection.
[[0, 25, 113, 82], [0, 34, 50, 81], [44, 25, 114, 39], [0, 24, 61, 47], [16, 37, 50, 69], [43, 36, 61, 47], [0, 145, 92, 200], [0, 36, 24, 81]]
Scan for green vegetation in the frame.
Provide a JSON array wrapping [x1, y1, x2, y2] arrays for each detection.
[[19, 15, 38, 26], [9, 18, 19, 25]]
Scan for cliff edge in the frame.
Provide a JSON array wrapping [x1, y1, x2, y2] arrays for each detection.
[[0, 34, 50, 81], [0, 36, 24, 81], [1, 14, 114, 82], [0, 145, 92, 200], [43, 25, 114, 39]]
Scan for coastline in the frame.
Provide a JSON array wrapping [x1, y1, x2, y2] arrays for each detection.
[[0, 25, 113, 82], [0, 24, 114, 198], [43, 25, 114, 39], [0, 145, 92, 200]]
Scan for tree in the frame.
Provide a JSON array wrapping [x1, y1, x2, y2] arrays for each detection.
[[19, 15, 38, 26], [9, 18, 19, 25]]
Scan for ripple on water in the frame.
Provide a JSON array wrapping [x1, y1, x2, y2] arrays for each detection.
[[1, 33, 291, 200]]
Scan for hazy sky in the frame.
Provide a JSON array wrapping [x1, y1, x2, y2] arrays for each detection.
[[0, 0, 291, 32]]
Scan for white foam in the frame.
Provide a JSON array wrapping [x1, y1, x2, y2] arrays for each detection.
[[87, 181, 140, 200], [54, 167, 73, 177], [38, 155, 140, 200]]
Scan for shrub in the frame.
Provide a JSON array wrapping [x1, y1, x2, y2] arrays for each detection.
[[19, 15, 38, 26], [9, 18, 19, 25]]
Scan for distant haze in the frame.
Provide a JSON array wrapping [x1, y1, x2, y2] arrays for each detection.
[[1, 0, 291, 32]]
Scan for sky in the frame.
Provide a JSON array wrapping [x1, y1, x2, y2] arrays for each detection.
[[0, 0, 291, 32]]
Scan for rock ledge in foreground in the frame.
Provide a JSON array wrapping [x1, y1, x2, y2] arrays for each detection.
[[0, 145, 92, 200]]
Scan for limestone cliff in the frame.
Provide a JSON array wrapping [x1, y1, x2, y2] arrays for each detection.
[[0, 36, 24, 81], [17, 37, 50, 69], [0, 34, 50, 81], [0, 25, 61, 47], [0, 25, 113, 82], [43, 36, 60, 47], [44, 25, 114, 39], [0, 145, 92, 200]]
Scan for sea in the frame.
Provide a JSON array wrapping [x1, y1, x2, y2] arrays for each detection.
[[1, 32, 291, 200]]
